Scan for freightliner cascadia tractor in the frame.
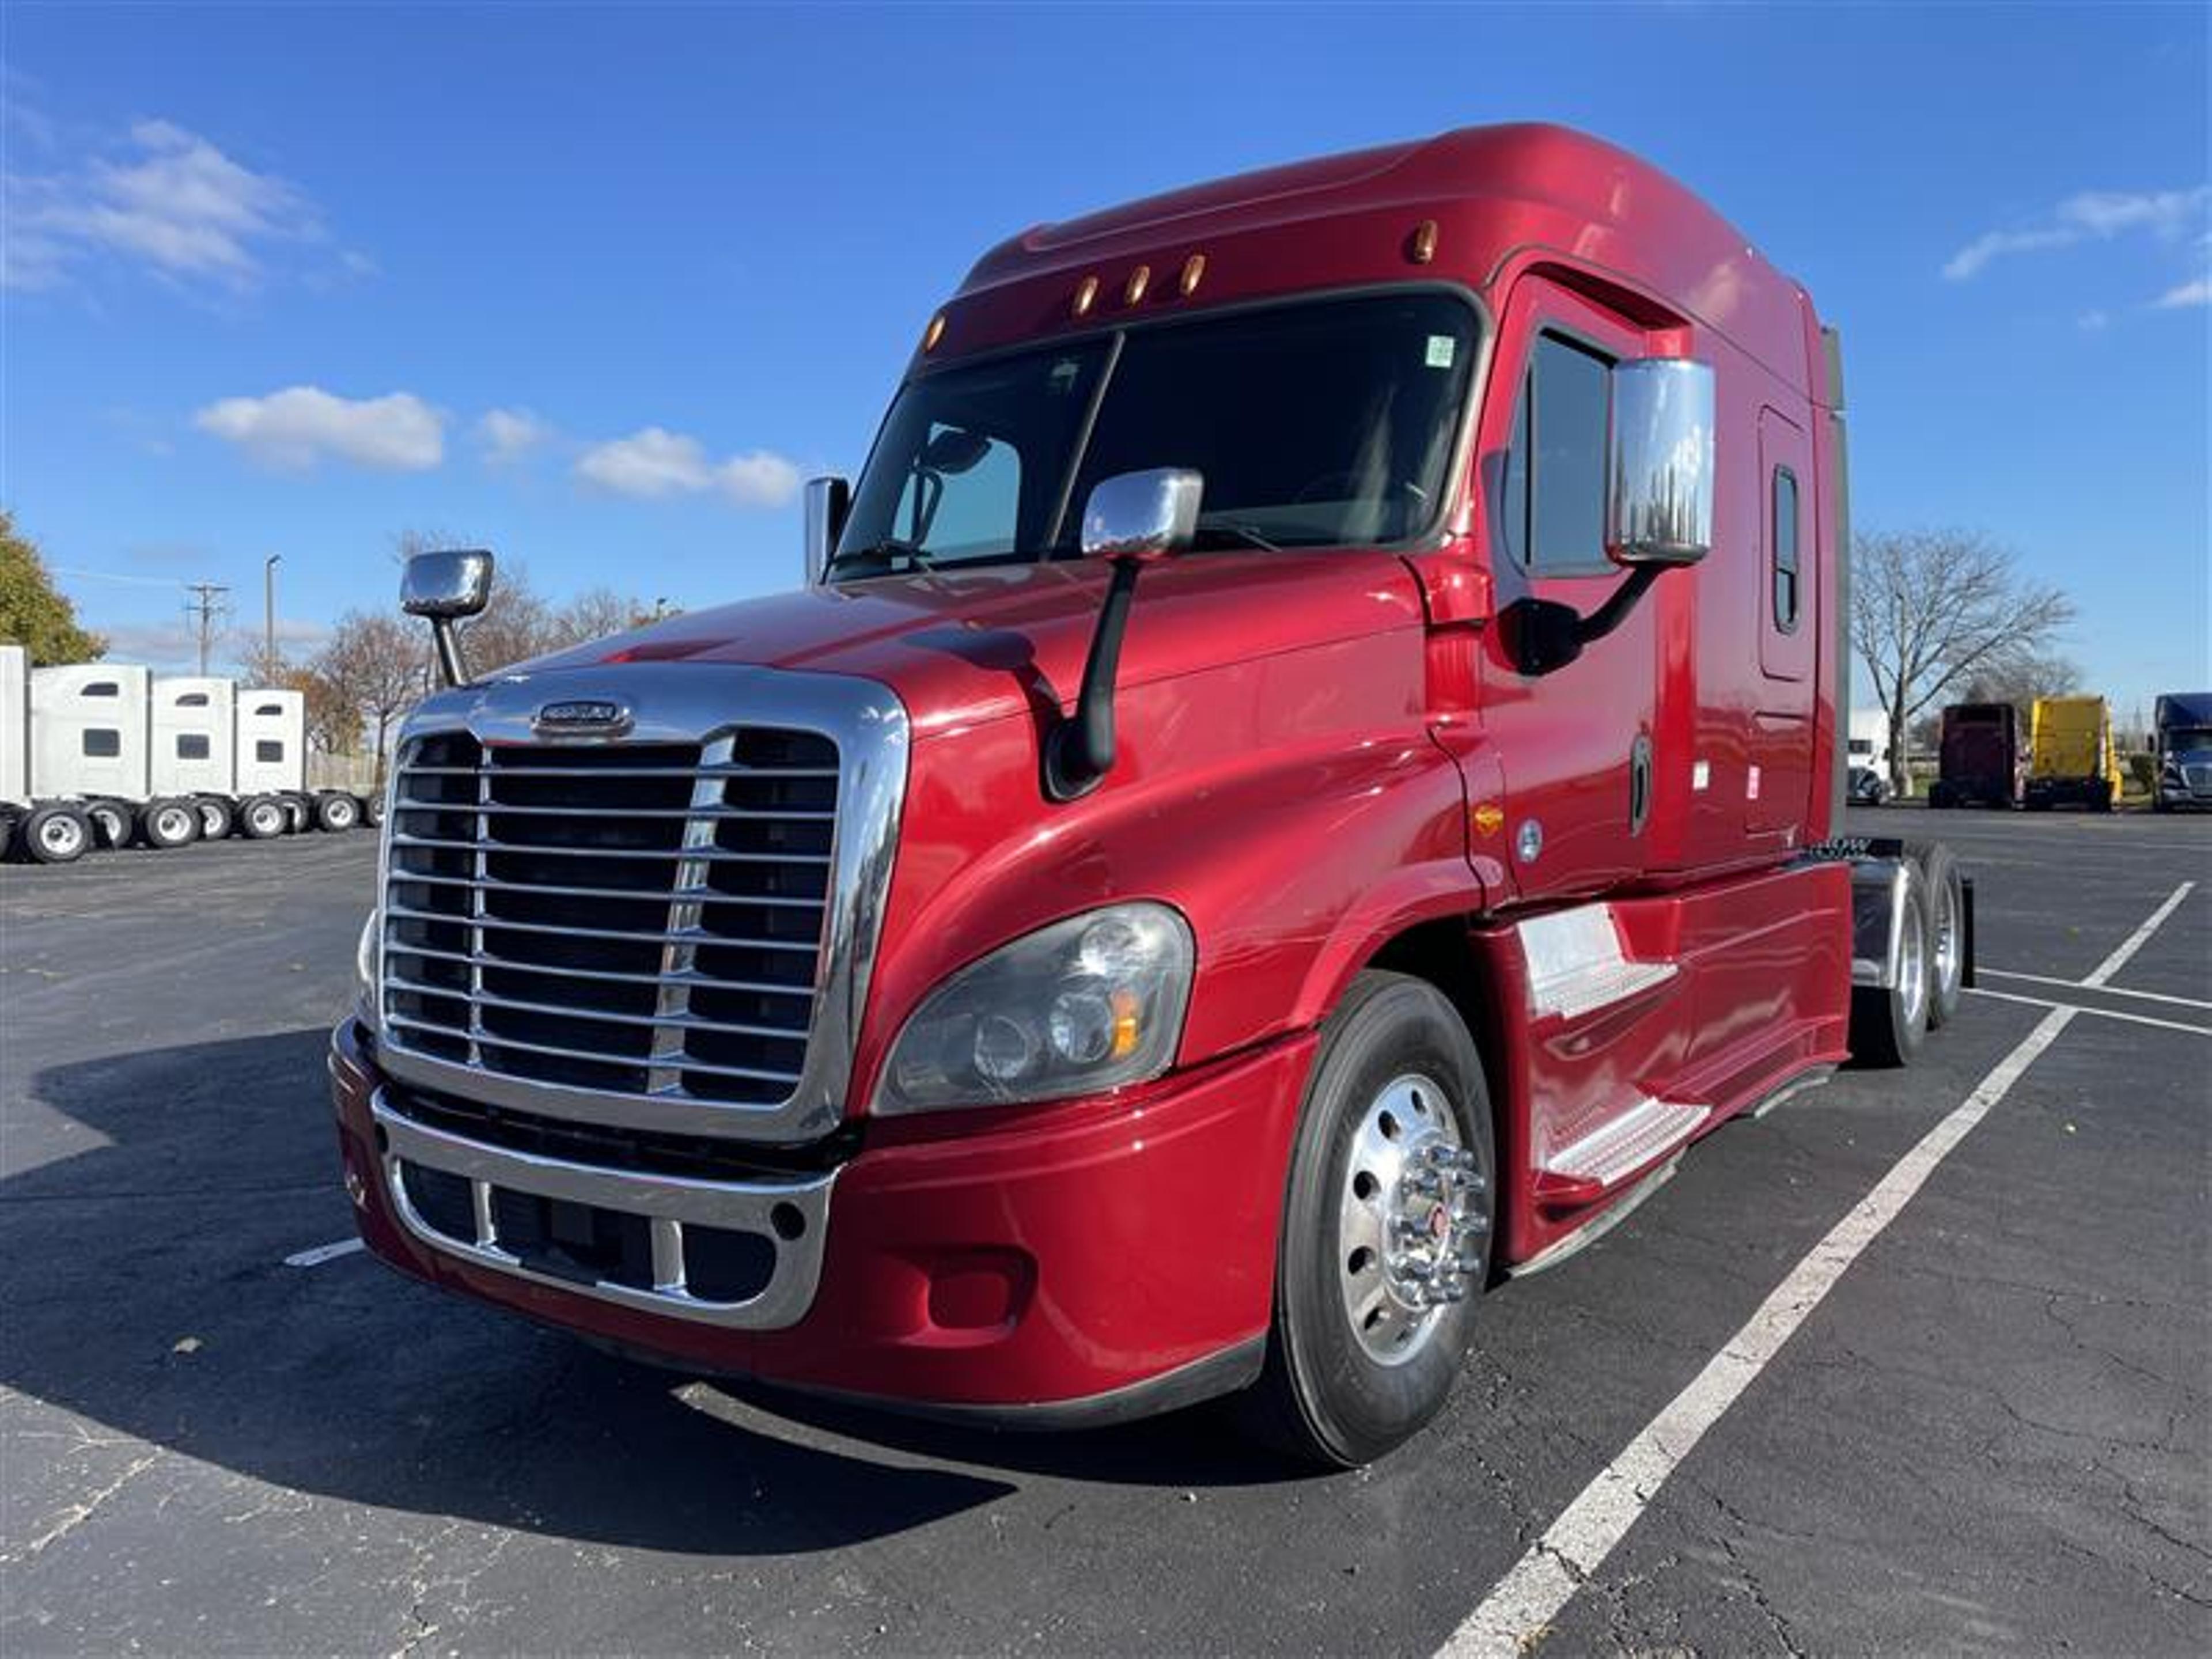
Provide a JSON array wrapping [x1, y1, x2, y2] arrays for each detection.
[[332, 124, 1971, 1466]]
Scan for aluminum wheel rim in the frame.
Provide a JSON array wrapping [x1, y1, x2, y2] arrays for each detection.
[[1900, 891, 1929, 1029], [154, 806, 194, 842], [39, 817, 84, 857], [1336, 1072, 1487, 1367], [197, 802, 224, 836], [1931, 876, 1962, 1005]]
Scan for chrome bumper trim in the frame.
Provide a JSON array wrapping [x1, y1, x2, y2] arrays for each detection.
[[372, 1090, 835, 1330]]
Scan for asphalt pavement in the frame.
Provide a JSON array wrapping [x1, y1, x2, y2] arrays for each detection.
[[1, 809, 2206, 1655]]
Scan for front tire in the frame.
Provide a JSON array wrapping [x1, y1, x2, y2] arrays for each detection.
[[1241, 972, 1495, 1468], [314, 791, 361, 832], [137, 796, 200, 849], [23, 804, 93, 864], [238, 794, 289, 839]]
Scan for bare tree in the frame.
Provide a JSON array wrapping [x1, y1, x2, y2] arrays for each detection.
[[1851, 530, 2075, 793], [313, 611, 431, 783], [1958, 646, 2084, 730]]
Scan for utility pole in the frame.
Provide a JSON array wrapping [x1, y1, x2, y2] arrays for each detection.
[[264, 553, 283, 673], [184, 582, 231, 676]]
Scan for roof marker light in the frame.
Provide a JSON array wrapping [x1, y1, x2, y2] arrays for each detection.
[[1410, 219, 1439, 264], [1179, 253, 1206, 297], [1073, 275, 1099, 318], [1124, 264, 1151, 305], [922, 312, 946, 353]]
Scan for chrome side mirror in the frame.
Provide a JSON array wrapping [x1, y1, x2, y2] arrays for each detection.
[[1605, 358, 1714, 568], [804, 475, 851, 586], [400, 548, 494, 687], [1080, 468, 1203, 562]]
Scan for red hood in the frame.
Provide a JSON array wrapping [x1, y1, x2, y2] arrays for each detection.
[[522, 552, 1428, 736]]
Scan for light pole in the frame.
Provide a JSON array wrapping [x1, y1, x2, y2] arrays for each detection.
[[264, 554, 282, 672]]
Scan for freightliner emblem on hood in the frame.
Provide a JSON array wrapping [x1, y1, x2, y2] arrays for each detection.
[[532, 698, 632, 736]]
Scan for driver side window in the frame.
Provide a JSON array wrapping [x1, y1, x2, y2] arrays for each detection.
[[893, 425, 1022, 565], [1500, 332, 1615, 576]]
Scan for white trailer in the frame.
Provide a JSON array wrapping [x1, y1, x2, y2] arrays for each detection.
[[151, 676, 241, 839], [234, 686, 362, 832]]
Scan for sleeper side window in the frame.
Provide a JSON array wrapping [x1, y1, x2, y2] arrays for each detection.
[[83, 729, 121, 757], [1500, 332, 1614, 575], [177, 734, 211, 760], [257, 740, 284, 763], [1772, 467, 1801, 632]]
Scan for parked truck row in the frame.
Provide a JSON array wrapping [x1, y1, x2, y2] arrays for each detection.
[[0, 643, 378, 863], [1923, 691, 2203, 812]]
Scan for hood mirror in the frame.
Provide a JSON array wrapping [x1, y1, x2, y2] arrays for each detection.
[[1080, 467, 1203, 563], [804, 475, 851, 586], [400, 548, 495, 688]]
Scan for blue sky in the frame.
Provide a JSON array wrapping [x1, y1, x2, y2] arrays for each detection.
[[4, 2, 2206, 719]]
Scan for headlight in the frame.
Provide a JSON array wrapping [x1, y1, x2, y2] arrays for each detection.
[[356, 909, 380, 996], [873, 902, 1194, 1114]]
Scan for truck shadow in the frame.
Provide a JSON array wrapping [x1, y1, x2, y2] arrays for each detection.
[[3, 1029, 1298, 1559]]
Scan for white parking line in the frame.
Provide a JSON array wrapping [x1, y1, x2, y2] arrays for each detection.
[[1979, 968, 2212, 1012], [1437, 1005, 2075, 1658], [2082, 880, 2196, 986], [1968, 986, 2210, 1037], [283, 1238, 365, 1268]]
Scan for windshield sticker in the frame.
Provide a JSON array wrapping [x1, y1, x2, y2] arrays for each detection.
[[1425, 335, 1457, 369]]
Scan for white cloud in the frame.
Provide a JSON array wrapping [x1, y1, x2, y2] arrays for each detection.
[[2154, 276, 2210, 309], [718, 449, 804, 507], [194, 386, 445, 471], [477, 407, 551, 464], [1943, 185, 2210, 281], [576, 427, 801, 507], [3, 116, 337, 291]]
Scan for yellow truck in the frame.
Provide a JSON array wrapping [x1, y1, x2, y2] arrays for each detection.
[[2024, 695, 2122, 812]]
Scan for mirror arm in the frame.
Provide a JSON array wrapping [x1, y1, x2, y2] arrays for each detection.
[[1043, 556, 1143, 801], [429, 618, 472, 690], [1575, 565, 1662, 647]]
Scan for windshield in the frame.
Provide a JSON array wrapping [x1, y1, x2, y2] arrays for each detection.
[[830, 291, 1479, 577], [2164, 726, 2212, 755]]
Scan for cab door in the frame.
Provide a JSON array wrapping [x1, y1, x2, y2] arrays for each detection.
[[1749, 407, 1815, 836], [1473, 275, 1660, 902]]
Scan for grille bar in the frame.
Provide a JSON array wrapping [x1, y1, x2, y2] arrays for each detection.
[[387, 904, 823, 952], [390, 832, 830, 865], [392, 872, 825, 908], [384, 939, 812, 999], [387, 1016, 807, 1086], [381, 722, 839, 1108]]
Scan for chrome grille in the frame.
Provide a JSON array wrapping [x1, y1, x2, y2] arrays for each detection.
[[2185, 763, 2212, 793], [381, 726, 840, 1105]]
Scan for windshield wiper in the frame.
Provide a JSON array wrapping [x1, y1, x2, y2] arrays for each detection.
[[825, 539, 936, 578], [1191, 517, 1281, 552]]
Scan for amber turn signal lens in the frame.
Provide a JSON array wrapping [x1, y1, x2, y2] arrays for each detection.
[[1409, 219, 1438, 264], [922, 312, 946, 353], [1179, 253, 1206, 296], [1073, 275, 1099, 318]]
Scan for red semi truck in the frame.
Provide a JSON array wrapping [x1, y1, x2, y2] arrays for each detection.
[[331, 124, 1971, 1465]]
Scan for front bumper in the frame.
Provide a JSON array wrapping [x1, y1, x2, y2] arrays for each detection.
[[329, 1018, 1310, 1421]]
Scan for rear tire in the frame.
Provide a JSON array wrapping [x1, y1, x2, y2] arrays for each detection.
[[314, 791, 361, 832], [364, 790, 386, 828], [23, 803, 93, 864], [85, 798, 132, 849], [1239, 971, 1495, 1468], [1849, 864, 1931, 1067], [238, 794, 289, 839], [137, 797, 200, 849], [194, 795, 236, 840], [279, 793, 310, 833], [1904, 840, 1964, 1029]]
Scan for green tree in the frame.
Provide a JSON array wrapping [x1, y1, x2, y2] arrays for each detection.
[[0, 510, 106, 664]]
